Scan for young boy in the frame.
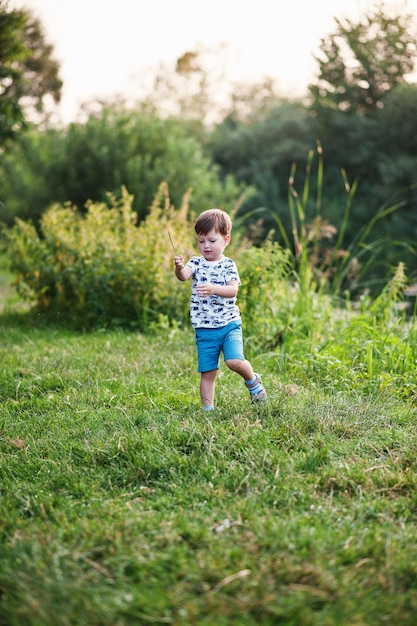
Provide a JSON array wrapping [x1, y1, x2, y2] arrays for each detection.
[[174, 208, 267, 410]]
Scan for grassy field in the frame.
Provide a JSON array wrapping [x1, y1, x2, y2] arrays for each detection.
[[1, 271, 417, 625]]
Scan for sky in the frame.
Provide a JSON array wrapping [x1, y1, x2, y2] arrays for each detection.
[[12, 0, 417, 123]]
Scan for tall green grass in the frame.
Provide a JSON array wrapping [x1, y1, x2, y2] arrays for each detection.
[[259, 142, 409, 297]]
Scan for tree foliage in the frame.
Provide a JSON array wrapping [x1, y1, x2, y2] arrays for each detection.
[[0, 0, 62, 142], [309, 4, 417, 113], [207, 101, 316, 238], [138, 47, 283, 131], [0, 0, 28, 139], [137, 46, 227, 128], [18, 12, 62, 113], [0, 103, 249, 225]]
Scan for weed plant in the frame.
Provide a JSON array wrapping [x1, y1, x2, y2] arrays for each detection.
[[5, 184, 194, 330]]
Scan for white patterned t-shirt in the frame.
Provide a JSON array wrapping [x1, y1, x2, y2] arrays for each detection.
[[186, 256, 241, 328]]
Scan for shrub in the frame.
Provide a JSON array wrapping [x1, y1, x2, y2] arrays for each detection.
[[236, 238, 293, 348], [6, 184, 194, 329]]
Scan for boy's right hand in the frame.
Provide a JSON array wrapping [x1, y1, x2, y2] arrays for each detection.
[[174, 255, 185, 270]]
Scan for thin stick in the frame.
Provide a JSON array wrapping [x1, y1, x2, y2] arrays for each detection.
[[167, 231, 176, 254]]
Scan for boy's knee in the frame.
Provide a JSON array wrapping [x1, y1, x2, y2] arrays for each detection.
[[201, 369, 218, 380], [225, 359, 241, 372]]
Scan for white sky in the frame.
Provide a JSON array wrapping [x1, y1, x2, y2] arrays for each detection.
[[13, 0, 417, 122]]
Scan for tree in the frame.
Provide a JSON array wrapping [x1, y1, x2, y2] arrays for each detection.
[[0, 0, 62, 141], [374, 83, 417, 270], [0, 103, 248, 225], [207, 101, 316, 239], [309, 3, 417, 113], [0, 0, 27, 139], [137, 46, 226, 128]]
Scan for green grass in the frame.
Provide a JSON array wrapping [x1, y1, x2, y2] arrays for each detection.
[[1, 284, 417, 625]]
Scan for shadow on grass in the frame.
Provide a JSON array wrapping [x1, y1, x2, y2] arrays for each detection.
[[0, 305, 146, 334], [0, 308, 85, 332]]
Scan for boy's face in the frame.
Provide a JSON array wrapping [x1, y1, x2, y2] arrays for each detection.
[[197, 228, 230, 262]]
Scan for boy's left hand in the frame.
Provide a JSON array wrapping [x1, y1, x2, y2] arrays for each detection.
[[196, 283, 214, 297]]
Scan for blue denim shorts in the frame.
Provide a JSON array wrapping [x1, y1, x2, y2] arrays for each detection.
[[195, 321, 244, 373]]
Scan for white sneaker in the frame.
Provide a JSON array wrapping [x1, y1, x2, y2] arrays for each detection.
[[248, 374, 267, 402]]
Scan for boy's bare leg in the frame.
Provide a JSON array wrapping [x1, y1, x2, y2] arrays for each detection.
[[226, 358, 267, 401], [225, 358, 255, 381], [200, 369, 217, 407]]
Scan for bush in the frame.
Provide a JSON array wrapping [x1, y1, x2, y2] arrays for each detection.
[[236, 238, 293, 346], [6, 184, 195, 329]]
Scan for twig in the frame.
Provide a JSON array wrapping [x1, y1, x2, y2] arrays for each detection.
[[167, 231, 176, 254]]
